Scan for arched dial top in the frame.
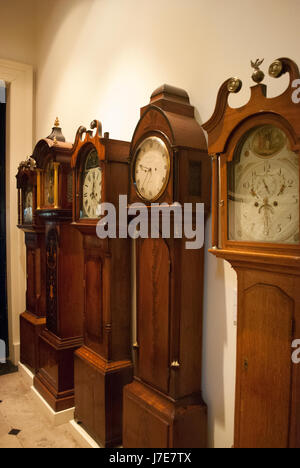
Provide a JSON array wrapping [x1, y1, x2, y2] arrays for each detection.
[[133, 136, 170, 202], [228, 125, 299, 244], [80, 148, 102, 219]]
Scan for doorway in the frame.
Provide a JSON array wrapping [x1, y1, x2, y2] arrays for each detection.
[[0, 80, 8, 361]]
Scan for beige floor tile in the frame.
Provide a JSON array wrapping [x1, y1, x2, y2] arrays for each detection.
[[0, 434, 23, 449], [0, 371, 83, 448]]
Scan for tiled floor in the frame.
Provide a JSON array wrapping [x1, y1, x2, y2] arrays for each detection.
[[0, 371, 82, 448]]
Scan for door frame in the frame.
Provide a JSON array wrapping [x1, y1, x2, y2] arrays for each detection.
[[0, 59, 33, 364]]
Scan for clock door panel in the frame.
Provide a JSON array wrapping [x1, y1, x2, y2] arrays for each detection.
[[26, 249, 36, 314], [138, 238, 170, 394], [236, 283, 293, 448], [85, 255, 103, 352]]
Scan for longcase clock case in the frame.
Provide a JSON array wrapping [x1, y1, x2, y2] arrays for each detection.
[[71, 120, 132, 448], [33, 121, 84, 412], [203, 58, 300, 448], [123, 85, 211, 448], [16, 159, 46, 373]]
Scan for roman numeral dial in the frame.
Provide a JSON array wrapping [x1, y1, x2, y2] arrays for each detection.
[[80, 149, 102, 219], [134, 136, 170, 202]]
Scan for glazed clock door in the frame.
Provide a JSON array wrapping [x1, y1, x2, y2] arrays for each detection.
[[138, 238, 171, 394], [228, 125, 299, 244], [236, 280, 293, 448]]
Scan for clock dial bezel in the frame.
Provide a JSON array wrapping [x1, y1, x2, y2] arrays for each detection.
[[75, 144, 105, 223], [220, 114, 300, 254], [23, 186, 34, 225], [80, 148, 103, 220], [132, 133, 171, 203], [228, 124, 299, 245]]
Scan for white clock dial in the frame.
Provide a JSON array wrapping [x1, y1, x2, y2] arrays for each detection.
[[134, 136, 170, 201], [229, 125, 299, 244], [81, 149, 102, 219]]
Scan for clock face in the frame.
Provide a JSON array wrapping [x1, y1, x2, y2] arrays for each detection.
[[23, 187, 33, 224], [133, 136, 170, 201], [228, 125, 299, 244], [44, 160, 54, 206], [80, 149, 102, 219]]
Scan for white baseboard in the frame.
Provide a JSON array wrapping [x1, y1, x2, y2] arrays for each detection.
[[18, 362, 34, 386], [69, 420, 101, 448], [12, 342, 20, 366], [31, 386, 75, 426]]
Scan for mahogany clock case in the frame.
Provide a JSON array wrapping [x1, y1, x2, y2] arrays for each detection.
[[71, 121, 132, 447], [16, 162, 46, 373], [203, 58, 300, 448], [32, 127, 84, 412], [123, 85, 211, 448]]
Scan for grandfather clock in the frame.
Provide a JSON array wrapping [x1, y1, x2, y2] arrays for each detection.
[[16, 157, 46, 373], [71, 120, 132, 447], [203, 58, 300, 448], [33, 119, 84, 412], [123, 85, 211, 448]]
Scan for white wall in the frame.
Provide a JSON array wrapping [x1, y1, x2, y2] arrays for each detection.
[[0, 0, 36, 66], [0, 1, 36, 364], [2, 0, 300, 447]]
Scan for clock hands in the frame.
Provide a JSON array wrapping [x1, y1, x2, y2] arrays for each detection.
[[263, 179, 270, 194]]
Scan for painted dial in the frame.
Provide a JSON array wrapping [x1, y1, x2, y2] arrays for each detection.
[[44, 160, 54, 206], [228, 125, 299, 244], [134, 136, 170, 201], [23, 188, 33, 224], [80, 149, 102, 219]]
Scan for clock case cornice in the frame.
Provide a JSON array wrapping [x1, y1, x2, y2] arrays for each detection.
[[129, 84, 211, 213], [71, 119, 130, 235], [203, 57, 300, 261]]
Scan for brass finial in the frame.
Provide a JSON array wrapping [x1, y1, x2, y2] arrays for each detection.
[[269, 59, 283, 78], [251, 58, 265, 84], [227, 77, 242, 94], [54, 117, 60, 127]]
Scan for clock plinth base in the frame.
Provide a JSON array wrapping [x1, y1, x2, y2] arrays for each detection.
[[20, 311, 46, 374], [123, 380, 207, 448], [34, 329, 83, 412], [74, 346, 133, 448]]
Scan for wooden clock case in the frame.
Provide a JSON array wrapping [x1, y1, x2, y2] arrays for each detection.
[[16, 159, 46, 373], [123, 85, 211, 448], [203, 58, 300, 448], [71, 120, 132, 447], [33, 122, 84, 412]]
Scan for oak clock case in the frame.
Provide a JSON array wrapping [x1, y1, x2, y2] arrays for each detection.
[[33, 121, 84, 412], [123, 84, 211, 448], [203, 58, 300, 448], [71, 121, 132, 448], [16, 159, 46, 373]]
